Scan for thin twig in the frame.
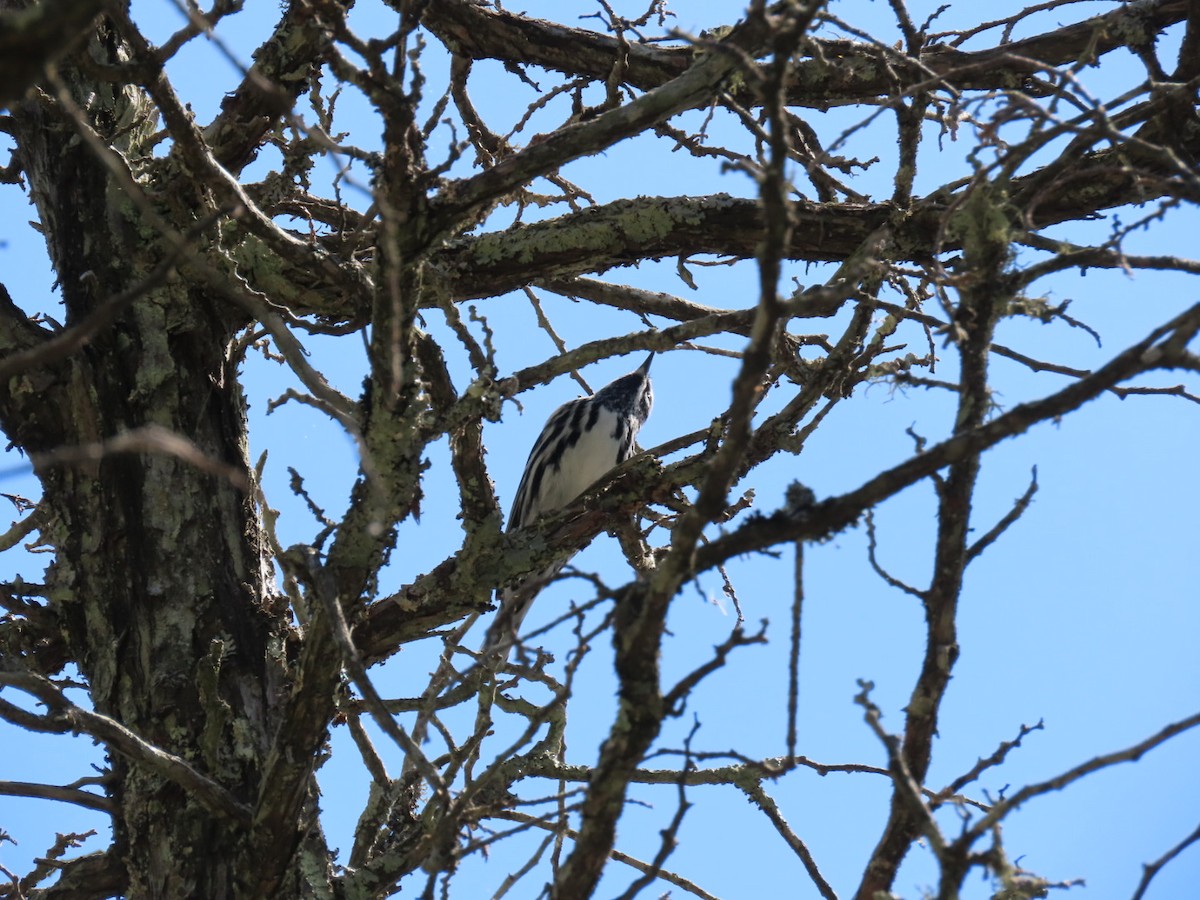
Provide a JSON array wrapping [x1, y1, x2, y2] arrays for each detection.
[[0, 671, 251, 826], [495, 810, 720, 900], [0, 780, 113, 814], [303, 551, 447, 798], [739, 779, 838, 900], [22, 425, 250, 491], [1131, 821, 1200, 900]]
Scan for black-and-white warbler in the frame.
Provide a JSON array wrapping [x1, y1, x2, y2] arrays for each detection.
[[484, 353, 655, 655]]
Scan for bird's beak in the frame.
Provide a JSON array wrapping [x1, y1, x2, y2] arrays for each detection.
[[638, 352, 655, 374]]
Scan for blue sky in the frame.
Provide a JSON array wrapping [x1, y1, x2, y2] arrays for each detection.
[[1, 1, 1198, 897]]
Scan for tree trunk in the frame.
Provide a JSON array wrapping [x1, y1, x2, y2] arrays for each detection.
[[0, 25, 305, 898]]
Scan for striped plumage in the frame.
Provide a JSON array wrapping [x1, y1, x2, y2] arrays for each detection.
[[484, 354, 654, 656]]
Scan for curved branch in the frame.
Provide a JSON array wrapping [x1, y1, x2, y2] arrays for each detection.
[[694, 302, 1200, 573], [1133, 821, 1200, 900], [30, 849, 126, 900], [437, 194, 896, 300], [0, 672, 252, 828], [426, 6, 789, 240], [0, 779, 113, 814], [422, 0, 1190, 106], [965, 710, 1200, 841], [357, 303, 1200, 666], [435, 121, 1200, 297], [201, 0, 350, 172]]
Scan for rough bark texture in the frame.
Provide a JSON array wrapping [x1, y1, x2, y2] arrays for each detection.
[[2, 31, 289, 898]]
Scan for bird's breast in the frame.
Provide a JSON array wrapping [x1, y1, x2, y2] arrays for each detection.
[[533, 406, 626, 515]]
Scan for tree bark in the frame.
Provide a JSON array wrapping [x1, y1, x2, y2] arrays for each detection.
[[0, 25, 303, 898]]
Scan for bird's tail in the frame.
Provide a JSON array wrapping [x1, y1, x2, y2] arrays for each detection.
[[480, 561, 565, 660]]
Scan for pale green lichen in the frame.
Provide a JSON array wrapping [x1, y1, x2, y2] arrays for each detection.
[[1111, 2, 1154, 49], [460, 195, 736, 270]]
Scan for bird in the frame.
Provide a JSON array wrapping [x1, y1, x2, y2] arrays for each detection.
[[483, 353, 655, 657]]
